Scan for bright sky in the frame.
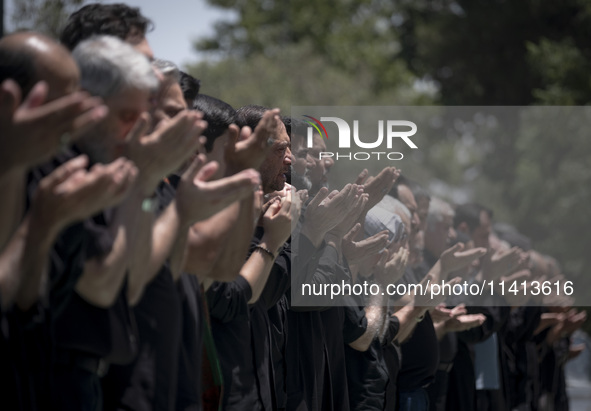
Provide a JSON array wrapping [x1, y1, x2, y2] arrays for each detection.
[[5, 0, 234, 67]]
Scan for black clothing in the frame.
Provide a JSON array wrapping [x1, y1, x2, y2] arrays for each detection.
[[345, 329, 393, 411], [499, 306, 542, 410], [208, 226, 290, 411], [26, 147, 137, 410], [102, 180, 182, 411], [286, 230, 361, 411], [445, 305, 510, 411], [103, 268, 182, 411], [398, 312, 438, 391], [208, 275, 257, 410], [398, 265, 439, 393], [176, 274, 206, 411], [382, 320, 402, 411]]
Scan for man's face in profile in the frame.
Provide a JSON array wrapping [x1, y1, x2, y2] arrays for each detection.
[[308, 134, 333, 192], [259, 121, 291, 194]]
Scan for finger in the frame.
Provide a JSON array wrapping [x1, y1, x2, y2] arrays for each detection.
[[49, 93, 102, 125], [265, 199, 282, 217], [224, 123, 240, 156], [182, 154, 207, 182], [239, 125, 252, 142], [344, 223, 362, 242], [67, 104, 109, 140], [22, 81, 48, 109], [280, 190, 292, 213], [41, 155, 89, 189], [447, 277, 462, 287], [326, 190, 340, 200], [298, 189, 309, 204], [196, 160, 219, 183], [124, 112, 151, 144], [0, 79, 22, 120], [355, 169, 369, 185], [456, 247, 486, 257], [208, 168, 260, 198], [262, 196, 280, 214], [308, 187, 329, 210], [444, 243, 463, 256]]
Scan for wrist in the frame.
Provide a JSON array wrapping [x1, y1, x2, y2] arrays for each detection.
[[324, 232, 342, 247], [135, 172, 161, 197], [27, 210, 60, 249], [259, 236, 282, 255], [300, 223, 325, 248]]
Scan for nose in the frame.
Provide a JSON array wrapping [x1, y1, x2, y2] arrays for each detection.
[[284, 147, 292, 165], [324, 156, 334, 170], [134, 38, 155, 61]]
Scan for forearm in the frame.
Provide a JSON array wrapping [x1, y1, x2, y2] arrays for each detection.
[[377, 292, 392, 342], [207, 196, 255, 281], [428, 260, 444, 283], [15, 211, 63, 311], [241, 236, 279, 304], [393, 305, 428, 343], [128, 199, 183, 304], [76, 193, 143, 307], [434, 320, 448, 340], [0, 216, 33, 309], [350, 301, 386, 351], [183, 202, 242, 279], [0, 170, 26, 251]]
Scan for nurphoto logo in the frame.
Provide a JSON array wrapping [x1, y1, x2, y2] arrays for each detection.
[[303, 115, 418, 161]]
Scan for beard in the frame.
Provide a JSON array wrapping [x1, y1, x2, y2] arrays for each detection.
[[290, 170, 312, 191]]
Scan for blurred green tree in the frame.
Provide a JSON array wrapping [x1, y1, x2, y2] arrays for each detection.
[[192, 0, 591, 293], [10, 0, 85, 38]]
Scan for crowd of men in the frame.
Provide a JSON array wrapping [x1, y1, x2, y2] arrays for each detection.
[[0, 3, 587, 411]]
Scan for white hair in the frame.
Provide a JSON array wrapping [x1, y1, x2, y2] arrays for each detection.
[[376, 195, 411, 220], [426, 197, 454, 232], [72, 35, 158, 98], [152, 58, 180, 83]]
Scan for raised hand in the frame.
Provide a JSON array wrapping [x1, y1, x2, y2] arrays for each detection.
[[440, 243, 487, 277], [122, 111, 207, 195], [261, 189, 294, 253], [31, 155, 137, 231], [361, 167, 400, 211], [342, 223, 389, 267], [444, 313, 487, 332], [431, 304, 467, 324], [482, 246, 524, 281], [326, 190, 369, 240], [301, 184, 357, 246], [376, 246, 409, 285], [413, 275, 462, 307], [174, 155, 261, 225], [225, 108, 281, 173], [0, 79, 108, 173]]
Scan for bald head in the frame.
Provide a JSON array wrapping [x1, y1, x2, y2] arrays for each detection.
[[0, 31, 80, 101]]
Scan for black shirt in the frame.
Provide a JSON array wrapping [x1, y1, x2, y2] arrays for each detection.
[[176, 274, 205, 411], [25, 147, 137, 411], [344, 294, 388, 411], [398, 266, 439, 392], [207, 226, 291, 411], [208, 275, 259, 410], [102, 180, 182, 411]]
